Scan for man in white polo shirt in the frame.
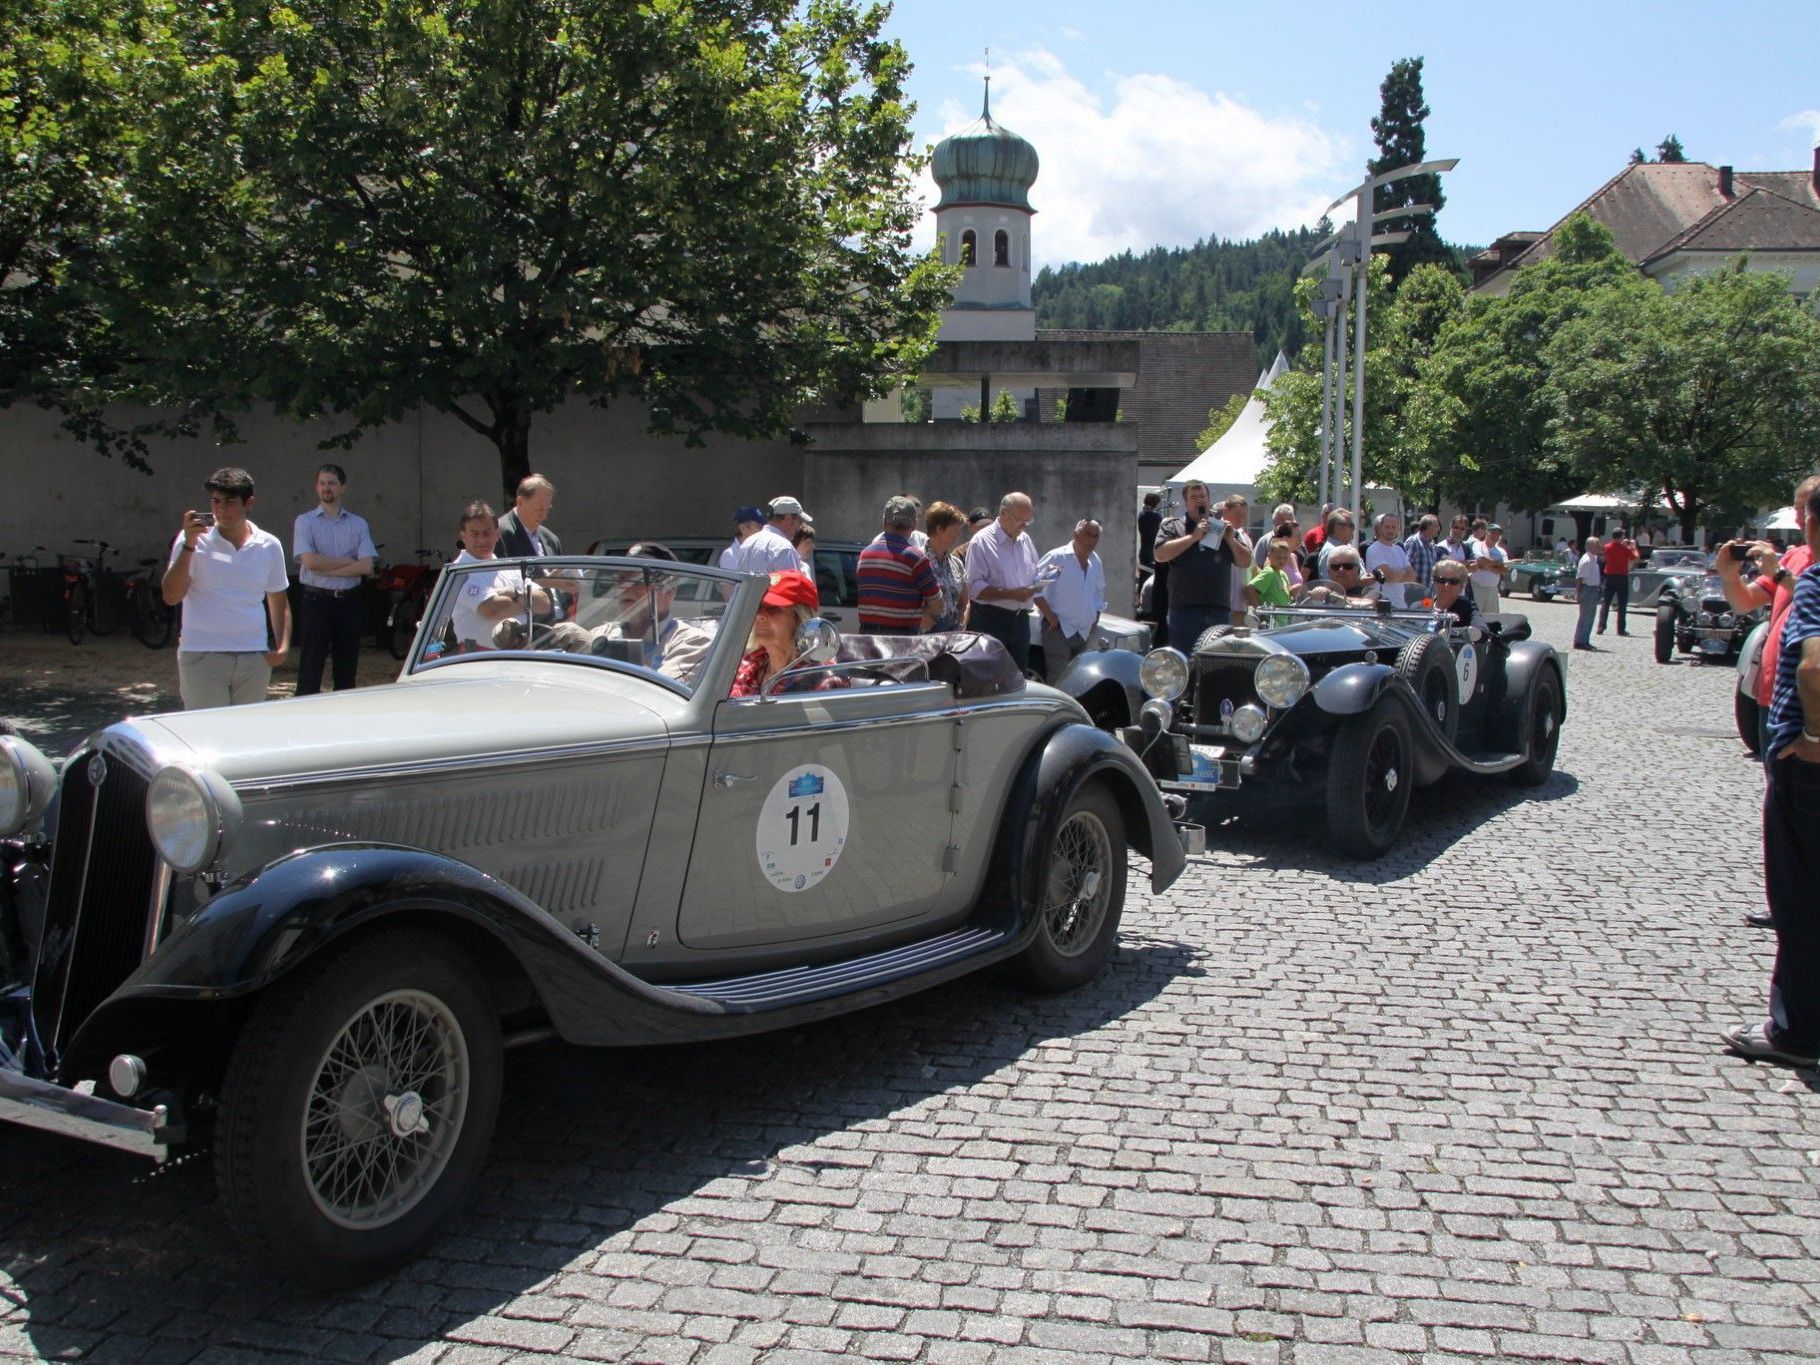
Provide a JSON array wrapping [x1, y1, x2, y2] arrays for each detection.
[[162, 466, 291, 709]]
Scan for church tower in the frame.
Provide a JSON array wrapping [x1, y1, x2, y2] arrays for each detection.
[[931, 78, 1039, 341]]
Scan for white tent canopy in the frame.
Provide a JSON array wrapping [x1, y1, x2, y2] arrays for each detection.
[[1763, 505, 1801, 532], [1165, 352, 1395, 522], [1548, 490, 1643, 513]]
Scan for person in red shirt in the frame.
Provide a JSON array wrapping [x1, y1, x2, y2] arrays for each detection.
[[1596, 526, 1639, 636]]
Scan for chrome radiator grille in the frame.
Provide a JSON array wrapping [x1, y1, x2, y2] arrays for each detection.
[[1188, 654, 1262, 730], [32, 751, 159, 1055]]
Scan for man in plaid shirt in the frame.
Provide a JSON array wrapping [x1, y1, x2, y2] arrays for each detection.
[[1402, 514, 1442, 597]]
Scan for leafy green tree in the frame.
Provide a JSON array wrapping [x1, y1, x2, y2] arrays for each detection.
[[1656, 134, 1687, 164], [0, 0, 222, 468], [1412, 214, 1649, 511], [1195, 390, 1249, 451], [22, 0, 953, 499], [1368, 57, 1455, 286], [988, 389, 1021, 423], [1546, 265, 1820, 540]]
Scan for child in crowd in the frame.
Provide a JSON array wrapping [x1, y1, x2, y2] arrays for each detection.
[[1246, 535, 1296, 625]]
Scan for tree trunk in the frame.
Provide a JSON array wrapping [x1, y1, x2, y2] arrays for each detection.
[[494, 405, 533, 508], [1679, 502, 1700, 544]]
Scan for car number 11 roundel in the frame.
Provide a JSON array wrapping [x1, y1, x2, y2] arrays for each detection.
[[757, 764, 851, 892]]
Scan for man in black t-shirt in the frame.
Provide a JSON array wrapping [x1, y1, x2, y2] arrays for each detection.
[[1154, 480, 1239, 650]]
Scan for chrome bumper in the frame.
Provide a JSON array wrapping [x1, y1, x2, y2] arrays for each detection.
[[0, 1065, 169, 1161]]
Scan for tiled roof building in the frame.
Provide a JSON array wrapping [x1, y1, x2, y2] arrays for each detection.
[[1472, 153, 1820, 296]]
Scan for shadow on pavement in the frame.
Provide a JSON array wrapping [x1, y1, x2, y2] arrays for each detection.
[[0, 937, 1198, 1359]]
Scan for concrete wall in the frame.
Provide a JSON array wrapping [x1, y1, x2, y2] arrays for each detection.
[[802, 421, 1142, 612], [0, 400, 811, 572], [0, 401, 1143, 609]]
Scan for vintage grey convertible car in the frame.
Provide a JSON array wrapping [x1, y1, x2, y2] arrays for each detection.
[[0, 557, 1193, 1288]]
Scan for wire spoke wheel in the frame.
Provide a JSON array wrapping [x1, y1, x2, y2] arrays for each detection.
[[1363, 725, 1405, 835], [1039, 808, 1115, 958], [300, 988, 471, 1231]]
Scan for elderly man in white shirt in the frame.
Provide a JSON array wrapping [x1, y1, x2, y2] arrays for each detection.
[[1034, 518, 1107, 681], [966, 491, 1041, 671], [1572, 535, 1603, 650], [733, 496, 813, 576]]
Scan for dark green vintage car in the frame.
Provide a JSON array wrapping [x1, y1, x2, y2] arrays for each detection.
[[1, 556, 1196, 1288]]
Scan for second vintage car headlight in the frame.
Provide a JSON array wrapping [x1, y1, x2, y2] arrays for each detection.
[[0, 736, 58, 837], [1139, 648, 1190, 702], [1253, 654, 1311, 709], [146, 765, 243, 874]]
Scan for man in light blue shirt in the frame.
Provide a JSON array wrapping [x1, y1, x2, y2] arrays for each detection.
[[292, 463, 376, 694], [1034, 519, 1107, 681]]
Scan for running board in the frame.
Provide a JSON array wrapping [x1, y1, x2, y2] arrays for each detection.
[[1391, 689, 1529, 775], [671, 925, 1017, 1010]]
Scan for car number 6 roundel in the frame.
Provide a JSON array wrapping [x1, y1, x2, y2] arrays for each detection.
[[757, 764, 850, 893]]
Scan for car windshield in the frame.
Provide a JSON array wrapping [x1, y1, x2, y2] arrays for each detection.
[[1651, 550, 1707, 569], [411, 557, 732, 696]]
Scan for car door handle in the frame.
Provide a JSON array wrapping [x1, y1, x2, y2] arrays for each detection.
[[712, 769, 755, 789]]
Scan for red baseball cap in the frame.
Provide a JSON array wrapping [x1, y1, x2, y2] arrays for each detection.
[[761, 569, 820, 612]]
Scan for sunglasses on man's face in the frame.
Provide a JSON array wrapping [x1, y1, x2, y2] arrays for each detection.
[[1434, 576, 1465, 586]]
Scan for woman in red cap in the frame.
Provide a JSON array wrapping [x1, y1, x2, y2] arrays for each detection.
[[730, 569, 849, 698]]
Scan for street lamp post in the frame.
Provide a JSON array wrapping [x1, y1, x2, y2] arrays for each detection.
[[1303, 158, 1456, 528]]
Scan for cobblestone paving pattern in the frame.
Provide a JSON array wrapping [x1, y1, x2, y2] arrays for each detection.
[[3, 604, 1815, 1363]]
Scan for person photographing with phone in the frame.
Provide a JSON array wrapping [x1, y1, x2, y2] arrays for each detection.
[[161, 466, 291, 709], [1155, 479, 1243, 649]]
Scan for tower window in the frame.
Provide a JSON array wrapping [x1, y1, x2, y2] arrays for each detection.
[[994, 230, 1010, 267], [960, 230, 976, 266]]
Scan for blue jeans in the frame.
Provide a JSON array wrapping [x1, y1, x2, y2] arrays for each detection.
[[1168, 605, 1227, 654], [1573, 587, 1598, 647]]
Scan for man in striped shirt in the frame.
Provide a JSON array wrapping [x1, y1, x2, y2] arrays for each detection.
[[857, 495, 940, 634]]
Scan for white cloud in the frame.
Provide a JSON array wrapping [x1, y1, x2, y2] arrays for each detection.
[[911, 50, 1348, 271], [1778, 109, 1820, 145]]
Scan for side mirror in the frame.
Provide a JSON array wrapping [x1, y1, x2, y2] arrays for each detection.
[[793, 616, 840, 664]]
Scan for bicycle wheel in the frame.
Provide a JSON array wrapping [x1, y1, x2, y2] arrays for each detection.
[[65, 582, 88, 645], [130, 587, 175, 648]]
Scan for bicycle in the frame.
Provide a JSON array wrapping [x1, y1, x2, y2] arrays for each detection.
[[62, 539, 124, 645], [375, 548, 443, 660], [124, 557, 175, 648]]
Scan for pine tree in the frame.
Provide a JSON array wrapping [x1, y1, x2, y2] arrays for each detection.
[[1368, 56, 1455, 286], [1656, 134, 1687, 163]]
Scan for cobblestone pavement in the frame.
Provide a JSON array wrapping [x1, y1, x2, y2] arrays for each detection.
[[4, 602, 1814, 1364]]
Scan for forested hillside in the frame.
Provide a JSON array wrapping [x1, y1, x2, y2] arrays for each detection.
[[1032, 228, 1475, 370]]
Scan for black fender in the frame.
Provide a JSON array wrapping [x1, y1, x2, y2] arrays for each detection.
[[1485, 641, 1565, 754], [1311, 662, 1396, 716], [979, 721, 1185, 937], [59, 844, 792, 1076], [1055, 649, 1143, 729]]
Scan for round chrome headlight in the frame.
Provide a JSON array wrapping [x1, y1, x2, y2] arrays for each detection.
[[1138, 697, 1174, 732], [0, 736, 57, 837], [1696, 611, 1715, 627], [1139, 648, 1190, 702], [1719, 612, 1735, 629], [145, 765, 241, 874], [1230, 703, 1268, 744], [1254, 653, 1311, 709]]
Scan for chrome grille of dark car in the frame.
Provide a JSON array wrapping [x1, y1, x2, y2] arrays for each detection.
[[1187, 654, 1261, 730], [32, 750, 159, 1056]]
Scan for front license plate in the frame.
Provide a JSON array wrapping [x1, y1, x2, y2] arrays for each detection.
[[1177, 747, 1240, 792], [1700, 637, 1729, 653]]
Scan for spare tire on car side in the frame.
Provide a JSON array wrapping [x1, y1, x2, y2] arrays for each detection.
[[1394, 634, 1459, 744]]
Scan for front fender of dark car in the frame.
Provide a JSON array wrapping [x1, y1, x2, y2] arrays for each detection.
[[1311, 662, 1397, 716], [1055, 650, 1143, 730]]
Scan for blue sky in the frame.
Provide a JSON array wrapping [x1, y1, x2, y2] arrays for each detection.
[[881, 0, 1820, 271]]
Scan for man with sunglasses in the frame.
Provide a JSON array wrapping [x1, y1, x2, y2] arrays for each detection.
[[1294, 548, 1379, 607]]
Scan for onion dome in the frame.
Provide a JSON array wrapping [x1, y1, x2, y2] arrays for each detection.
[[931, 82, 1039, 211]]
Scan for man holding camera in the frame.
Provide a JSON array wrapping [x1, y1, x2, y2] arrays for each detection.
[[162, 466, 291, 709], [1722, 480, 1820, 1068], [1155, 480, 1245, 650]]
